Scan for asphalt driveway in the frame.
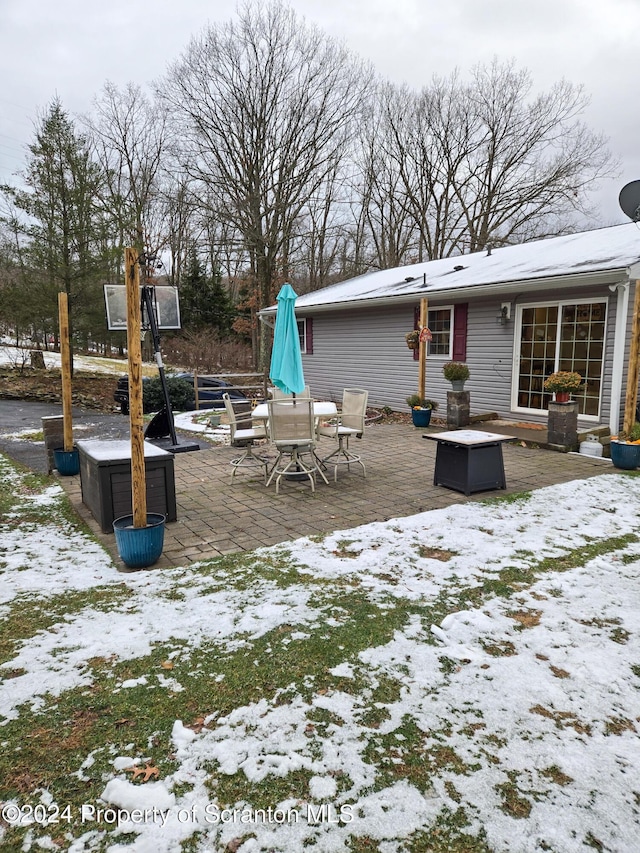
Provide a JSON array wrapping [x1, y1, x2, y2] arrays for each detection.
[[0, 400, 209, 474]]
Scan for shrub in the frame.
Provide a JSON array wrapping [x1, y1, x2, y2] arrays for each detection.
[[143, 377, 194, 412], [406, 394, 438, 410], [616, 422, 640, 443], [443, 362, 470, 382]]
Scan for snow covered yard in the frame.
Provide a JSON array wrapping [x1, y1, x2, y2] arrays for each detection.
[[0, 344, 130, 376], [0, 453, 639, 852]]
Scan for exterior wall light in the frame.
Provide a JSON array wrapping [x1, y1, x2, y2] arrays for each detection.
[[497, 303, 511, 325]]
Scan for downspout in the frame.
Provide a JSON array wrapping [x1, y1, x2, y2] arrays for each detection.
[[609, 280, 630, 435]]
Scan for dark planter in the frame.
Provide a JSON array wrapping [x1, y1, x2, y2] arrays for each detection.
[[113, 513, 166, 569], [554, 392, 570, 403], [411, 407, 433, 428], [53, 447, 80, 476], [609, 441, 640, 471]]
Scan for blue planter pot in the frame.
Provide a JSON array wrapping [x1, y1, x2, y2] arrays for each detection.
[[53, 447, 80, 476], [411, 408, 433, 428], [610, 441, 640, 470], [113, 513, 166, 569]]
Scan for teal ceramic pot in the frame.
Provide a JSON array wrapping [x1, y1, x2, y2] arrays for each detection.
[[411, 408, 433, 428], [610, 440, 640, 470], [113, 513, 166, 569], [53, 448, 80, 476]]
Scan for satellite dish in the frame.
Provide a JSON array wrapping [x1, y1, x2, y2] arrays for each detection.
[[619, 180, 640, 222]]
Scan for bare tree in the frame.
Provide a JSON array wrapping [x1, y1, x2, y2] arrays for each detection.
[[456, 59, 617, 250], [86, 81, 167, 257], [159, 0, 371, 363], [355, 87, 418, 269], [372, 61, 617, 261]]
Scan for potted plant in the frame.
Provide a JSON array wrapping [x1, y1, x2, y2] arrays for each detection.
[[543, 370, 582, 402], [443, 361, 470, 391], [610, 423, 640, 470], [405, 330, 420, 350], [406, 395, 438, 427]]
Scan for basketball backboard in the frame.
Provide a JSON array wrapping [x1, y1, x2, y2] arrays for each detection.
[[104, 284, 182, 331]]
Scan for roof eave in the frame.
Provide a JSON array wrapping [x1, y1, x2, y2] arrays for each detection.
[[260, 267, 631, 315]]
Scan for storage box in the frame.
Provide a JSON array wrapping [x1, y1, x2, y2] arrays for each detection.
[[77, 440, 176, 533]]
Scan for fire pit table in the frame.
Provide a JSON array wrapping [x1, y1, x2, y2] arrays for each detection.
[[423, 429, 515, 496]]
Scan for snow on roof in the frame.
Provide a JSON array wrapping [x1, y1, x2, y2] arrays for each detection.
[[288, 222, 640, 311]]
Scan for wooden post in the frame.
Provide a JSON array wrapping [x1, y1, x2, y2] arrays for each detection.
[[418, 298, 428, 401], [57, 292, 74, 452], [124, 248, 147, 528], [623, 280, 640, 434]]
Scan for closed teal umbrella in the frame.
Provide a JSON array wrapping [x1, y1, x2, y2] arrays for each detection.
[[269, 283, 305, 395]]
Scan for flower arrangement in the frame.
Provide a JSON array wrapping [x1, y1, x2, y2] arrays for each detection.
[[543, 371, 582, 393], [612, 423, 640, 444], [405, 330, 420, 350], [442, 361, 470, 382], [406, 394, 438, 410]]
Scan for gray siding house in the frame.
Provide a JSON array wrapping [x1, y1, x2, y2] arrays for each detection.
[[261, 224, 640, 433]]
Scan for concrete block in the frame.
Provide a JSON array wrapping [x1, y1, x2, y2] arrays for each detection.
[[446, 390, 470, 428]]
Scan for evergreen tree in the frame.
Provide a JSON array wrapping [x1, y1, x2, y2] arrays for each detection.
[[1, 99, 112, 367], [179, 249, 234, 334]]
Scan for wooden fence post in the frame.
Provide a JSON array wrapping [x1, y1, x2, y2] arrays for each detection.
[[623, 280, 640, 434], [57, 292, 74, 452], [124, 248, 147, 528], [418, 298, 428, 401]]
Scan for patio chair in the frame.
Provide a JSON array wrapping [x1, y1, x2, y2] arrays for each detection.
[[222, 393, 269, 482], [318, 388, 368, 481], [265, 398, 329, 494], [271, 385, 311, 400]]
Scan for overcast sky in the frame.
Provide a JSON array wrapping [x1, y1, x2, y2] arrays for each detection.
[[1, 0, 638, 227]]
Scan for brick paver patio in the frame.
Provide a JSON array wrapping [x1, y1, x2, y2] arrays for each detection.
[[59, 421, 613, 571]]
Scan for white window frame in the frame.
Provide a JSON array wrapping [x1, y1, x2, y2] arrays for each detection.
[[297, 318, 307, 354], [511, 298, 608, 421], [426, 305, 454, 359]]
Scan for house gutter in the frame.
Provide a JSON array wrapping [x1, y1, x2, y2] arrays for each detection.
[[259, 268, 629, 316]]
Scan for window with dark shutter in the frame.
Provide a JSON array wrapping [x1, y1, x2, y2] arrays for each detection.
[[297, 318, 314, 354], [305, 318, 313, 354], [452, 304, 468, 362], [411, 304, 465, 359]]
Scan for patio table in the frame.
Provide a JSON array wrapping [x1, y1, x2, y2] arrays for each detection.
[[423, 429, 514, 496], [251, 400, 337, 423]]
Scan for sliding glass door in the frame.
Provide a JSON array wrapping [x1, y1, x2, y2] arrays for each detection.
[[516, 300, 606, 417]]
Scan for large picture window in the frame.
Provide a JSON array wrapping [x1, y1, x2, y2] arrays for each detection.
[[516, 300, 606, 417]]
